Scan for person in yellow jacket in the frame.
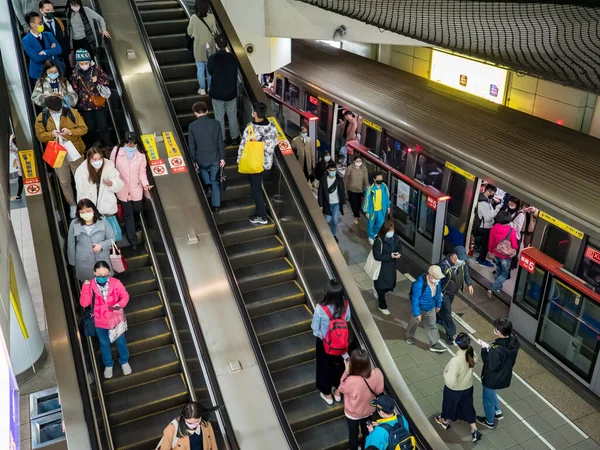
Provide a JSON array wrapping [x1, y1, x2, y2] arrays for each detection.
[[362, 172, 391, 245], [157, 402, 218, 450]]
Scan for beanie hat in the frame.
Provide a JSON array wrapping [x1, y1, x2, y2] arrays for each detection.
[[75, 48, 91, 62], [428, 265, 444, 280]]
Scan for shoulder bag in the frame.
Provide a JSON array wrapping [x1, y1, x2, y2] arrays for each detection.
[[362, 375, 382, 402], [364, 239, 383, 280], [81, 290, 96, 337], [238, 126, 265, 174], [495, 228, 517, 257]]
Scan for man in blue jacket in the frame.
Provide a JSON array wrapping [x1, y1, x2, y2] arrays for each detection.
[[21, 11, 62, 86], [365, 395, 411, 450], [405, 265, 446, 352], [362, 172, 391, 245]]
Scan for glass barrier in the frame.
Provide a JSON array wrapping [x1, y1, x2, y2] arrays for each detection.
[[417, 193, 436, 242], [513, 266, 546, 318], [390, 175, 418, 245]]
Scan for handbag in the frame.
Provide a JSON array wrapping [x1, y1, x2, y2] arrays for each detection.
[[238, 126, 265, 174], [108, 308, 127, 344], [364, 239, 383, 280], [106, 215, 123, 242], [81, 291, 96, 337], [60, 137, 82, 162], [109, 240, 127, 273], [219, 164, 227, 192], [116, 202, 124, 222], [80, 68, 107, 107], [97, 84, 111, 99], [495, 228, 517, 258], [43, 139, 67, 168]]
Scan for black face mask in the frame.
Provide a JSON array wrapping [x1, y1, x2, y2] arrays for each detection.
[[508, 207, 516, 212], [375, 180, 383, 185]]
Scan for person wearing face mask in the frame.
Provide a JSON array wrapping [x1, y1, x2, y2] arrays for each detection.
[[362, 172, 391, 245], [405, 265, 446, 353], [66, 0, 110, 62], [291, 126, 314, 181], [344, 155, 369, 224], [39, 0, 69, 69], [372, 221, 402, 315], [21, 11, 63, 87], [157, 402, 218, 450], [475, 184, 503, 267], [67, 199, 115, 281], [71, 49, 111, 147], [318, 161, 345, 242], [437, 246, 473, 345], [507, 196, 526, 273], [110, 132, 152, 250], [313, 152, 331, 188], [32, 60, 78, 107], [35, 95, 87, 218], [79, 260, 131, 379]]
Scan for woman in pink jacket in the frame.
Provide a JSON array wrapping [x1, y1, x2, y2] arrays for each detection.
[[80, 260, 131, 379], [111, 132, 152, 250], [338, 349, 384, 450], [487, 210, 518, 297]]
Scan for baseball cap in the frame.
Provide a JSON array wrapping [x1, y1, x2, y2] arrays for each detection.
[[370, 395, 395, 414], [428, 265, 444, 280]]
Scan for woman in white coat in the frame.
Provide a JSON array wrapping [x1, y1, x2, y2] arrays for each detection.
[[75, 146, 124, 239]]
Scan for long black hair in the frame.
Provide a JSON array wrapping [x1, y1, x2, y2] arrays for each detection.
[[494, 317, 519, 347], [118, 131, 144, 154], [455, 332, 475, 368], [176, 402, 218, 438], [319, 279, 345, 318], [193, 0, 210, 17], [75, 198, 102, 225], [65, 0, 82, 20]]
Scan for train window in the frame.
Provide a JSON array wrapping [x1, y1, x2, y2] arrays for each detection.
[[513, 266, 547, 318], [383, 136, 407, 173], [305, 93, 319, 115], [274, 77, 283, 98], [417, 193, 436, 242], [284, 79, 300, 108], [364, 127, 378, 152], [415, 154, 444, 191], [447, 172, 466, 217], [538, 279, 600, 381], [541, 226, 570, 264], [391, 177, 418, 245], [319, 102, 329, 133], [578, 244, 600, 294]]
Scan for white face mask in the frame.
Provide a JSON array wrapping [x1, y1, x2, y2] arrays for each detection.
[[324, 156, 331, 162], [91, 160, 103, 169], [355, 161, 362, 167], [385, 231, 394, 238], [71, 5, 80, 11]]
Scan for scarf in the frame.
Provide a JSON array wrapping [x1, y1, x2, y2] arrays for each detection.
[[70, 8, 96, 49]]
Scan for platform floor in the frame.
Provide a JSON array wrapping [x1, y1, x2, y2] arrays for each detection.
[[333, 210, 600, 450]]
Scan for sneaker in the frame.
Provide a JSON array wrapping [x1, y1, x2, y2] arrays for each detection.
[[368, 238, 374, 245], [320, 392, 333, 405], [198, 88, 206, 95], [435, 415, 450, 430], [10, 196, 21, 201], [230, 138, 240, 146], [494, 412, 503, 420], [430, 343, 447, 353], [406, 338, 416, 345], [476, 416, 495, 429], [70, 205, 77, 219], [476, 260, 495, 268], [104, 366, 113, 379], [121, 363, 132, 376], [446, 336, 455, 345], [487, 290, 493, 299], [353, 217, 358, 224], [472, 429, 483, 442], [332, 388, 342, 402], [211, 206, 220, 213], [379, 308, 390, 315], [249, 216, 267, 225]]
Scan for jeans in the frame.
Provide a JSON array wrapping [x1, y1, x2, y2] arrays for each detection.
[[347, 417, 369, 450], [212, 98, 240, 140], [196, 61, 211, 90], [96, 327, 129, 368], [367, 209, 386, 239], [482, 385, 501, 424], [438, 293, 456, 340], [199, 162, 221, 207], [248, 172, 267, 219], [405, 308, 440, 346], [80, 108, 111, 148], [491, 256, 512, 292], [121, 200, 143, 246], [324, 203, 340, 236]]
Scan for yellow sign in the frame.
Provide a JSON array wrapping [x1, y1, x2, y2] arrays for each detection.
[[445, 161, 475, 181], [162, 132, 181, 158], [268, 117, 286, 142], [18, 150, 37, 180], [141, 134, 160, 161], [9, 255, 28, 339], [318, 95, 333, 106], [362, 119, 382, 132], [539, 211, 584, 240]]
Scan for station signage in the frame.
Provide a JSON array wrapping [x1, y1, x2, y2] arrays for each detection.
[[585, 246, 600, 264], [519, 254, 536, 273]]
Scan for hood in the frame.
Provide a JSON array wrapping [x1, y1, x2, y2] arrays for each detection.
[[494, 336, 520, 354], [253, 118, 270, 126], [454, 246, 468, 261], [478, 192, 489, 203]]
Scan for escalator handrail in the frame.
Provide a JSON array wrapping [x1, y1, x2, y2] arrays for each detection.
[[122, 0, 300, 447]]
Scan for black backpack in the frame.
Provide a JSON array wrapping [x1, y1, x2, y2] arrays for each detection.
[[380, 421, 416, 450], [408, 274, 428, 299]]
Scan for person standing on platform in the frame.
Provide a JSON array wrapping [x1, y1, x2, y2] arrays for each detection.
[[66, 0, 110, 62], [372, 220, 401, 315], [318, 161, 345, 242], [437, 246, 473, 345], [9, 134, 24, 202], [187, 0, 216, 96], [475, 184, 503, 267], [188, 101, 224, 213], [39, 0, 69, 71], [405, 265, 446, 353], [363, 172, 390, 245], [487, 211, 518, 297], [477, 318, 520, 429], [344, 154, 368, 224], [291, 126, 313, 181], [22, 12, 63, 87], [207, 34, 240, 145]]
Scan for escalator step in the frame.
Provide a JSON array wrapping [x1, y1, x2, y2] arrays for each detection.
[[165, 77, 201, 97], [142, 18, 188, 36], [272, 359, 316, 402], [105, 373, 188, 425], [160, 62, 196, 80], [149, 33, 187, 51], [120, 246, 151, 271], [262, 331, 315, 372], [112, 405, 185, 450], [113, 267, 157, 297], [226, 235, 286, 269], [283, 390, 344, 432], [172, 93, 203, 114], [224, 161, 244, 180], [235, 257, 295, 293], [102, 345, 180, 394], [221, 177, 252, 202], [136, 0, 180, 10], [253, 304, 312, 344], [124, 291, 164, 325], [294, 416, 349, 450], [155, 48, 194, 65], [140, 8, 186, 21], [218, 217, 275, 246], [177, 111, 199, 130], [107, 317, 172, 357], [244, 280, 305, 318], [213, 197, 255, 225]]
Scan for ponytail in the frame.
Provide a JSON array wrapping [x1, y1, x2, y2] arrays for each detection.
[[465, 346, 475, 368], [456, 332, 475, 368]]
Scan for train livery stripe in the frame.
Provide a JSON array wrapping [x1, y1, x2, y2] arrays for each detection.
[[539, 211, 584, 240], [444, 161, 476, 181]]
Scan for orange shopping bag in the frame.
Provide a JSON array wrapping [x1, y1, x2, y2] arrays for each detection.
[[43, 140, 67, 168]]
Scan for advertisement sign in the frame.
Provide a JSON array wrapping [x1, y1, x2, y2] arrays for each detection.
[[396, 179, 411, 213], [431, 50, 508, 104]]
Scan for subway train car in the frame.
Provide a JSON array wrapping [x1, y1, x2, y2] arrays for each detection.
[[267, 40, 600, 395]]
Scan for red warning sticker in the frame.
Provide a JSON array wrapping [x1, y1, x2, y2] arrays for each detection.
[[278, 140, 294, 156], [150, 159, 168, 176], [168, 156, 188, 173], [24, 177, 42, 196]]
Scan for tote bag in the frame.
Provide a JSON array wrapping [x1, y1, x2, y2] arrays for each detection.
[[364, 239, 383, 280], [109, 240, 127, 273], [238, 126, 264, 174], [106, 215, 122, 242], [60, 137, 82, 162]]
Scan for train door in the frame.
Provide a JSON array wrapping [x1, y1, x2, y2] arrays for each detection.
[[360, 118, 382, 157], [304, 91, 333, 156], [281, 78, 302, 136]]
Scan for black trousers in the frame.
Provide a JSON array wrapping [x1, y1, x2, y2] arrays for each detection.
[[81, 108, 111, 148], [72, 38, 95, 61], [121, 200, 143, 246], [376, 288, 391, 309], [347, 190, 362, 218], [347, 417, 369, 450], [248, 171, 268, 219], [476, 228, 491, 262], [315, 337, 344, 395], [16, 176, 24, 198]]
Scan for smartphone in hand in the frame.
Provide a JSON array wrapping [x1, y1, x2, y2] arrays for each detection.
[[342, 352, 350, 361]]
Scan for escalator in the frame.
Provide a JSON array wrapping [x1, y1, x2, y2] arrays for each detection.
[[132, 0, 349, 447]]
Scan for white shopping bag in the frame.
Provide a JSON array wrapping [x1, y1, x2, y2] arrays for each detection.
[[60, 137, 82, 162]]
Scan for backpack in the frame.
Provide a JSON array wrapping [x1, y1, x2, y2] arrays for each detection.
[[408, 275, 428, 299], [495, 228, 517, 257], [42, 107, 75, 129], [379, 421, 416, 450], [322, 301, 349, 355]]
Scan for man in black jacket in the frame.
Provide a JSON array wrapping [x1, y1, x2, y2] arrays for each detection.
[[207, 34, 240, 145], [39, 0, 69, 71], [477, 318, 520, 429], [188, 101, 225, 212], [318, 161, 345, 242]]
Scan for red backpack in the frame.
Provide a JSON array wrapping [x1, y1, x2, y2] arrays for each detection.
[[322, 301, 349, 355]]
